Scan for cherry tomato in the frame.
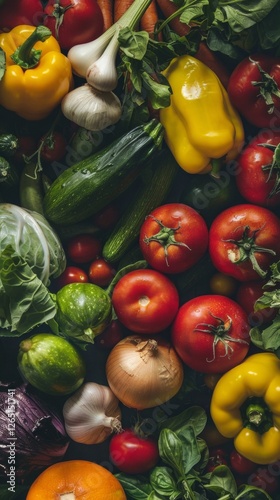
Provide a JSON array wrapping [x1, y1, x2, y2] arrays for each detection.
[[95, 320, 125, 350], [139, 203, 208, 274], [171, 295, 251, 374], [236, 280, 276, 327], [209, 273, 237, 297], [235, 131, 280, 208], [109, 429, 159, 474], [93, 203, 120, 230], [230, 449, 258, 476], [88, 258, 116, 287], [66, 234, 102, 264], [53, 266, 88, 290], [248, 465, 280, 496], [40, 131, 67, 164], [112, 269, 180, 334], [206, 447, 228, 473], [14, 135, 37, 164], [43, 0, 104, 52], [209, 204, 280, 282]]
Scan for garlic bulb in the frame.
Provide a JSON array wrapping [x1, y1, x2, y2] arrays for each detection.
[[61, 83, 122, 131], [86, 31, 119, 92], [63, 382, 122, 445]]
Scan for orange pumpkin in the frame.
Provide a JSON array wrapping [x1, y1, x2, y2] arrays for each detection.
[[26, 460, 127, 500]]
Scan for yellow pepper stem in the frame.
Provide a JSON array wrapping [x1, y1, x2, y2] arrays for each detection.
[[11, 26, 52, 69]]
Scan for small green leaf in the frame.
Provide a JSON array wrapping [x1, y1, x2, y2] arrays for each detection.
[[116, 473, 153, 499], [206, 465, 237, 498], [150, 466, 181, 498], [236, 484, 273, 499], [0, 48, 6, 81], [119, 28, 149, 60], [158, 428, 185, 476]]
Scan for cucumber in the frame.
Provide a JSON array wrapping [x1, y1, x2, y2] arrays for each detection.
[[102, 149, 180, 263], [43, 119, 164, 225], [19, 162, 45, 215]]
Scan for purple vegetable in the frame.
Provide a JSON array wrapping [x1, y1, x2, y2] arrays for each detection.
[[0, 382, 69, 482]]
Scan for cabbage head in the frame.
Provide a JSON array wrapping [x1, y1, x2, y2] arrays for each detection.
[[0, 203, 66, 335]]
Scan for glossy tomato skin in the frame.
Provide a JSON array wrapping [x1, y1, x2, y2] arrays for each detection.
[[54, 266, 88, 290], [109, 429, 159, 474], [139, 203, 209, 274], [227, 53, 280, 129], [88, 258, 116, 287], [43, 0, 104, 51], [209, 204, 280, 281], [236, 281, 276, 327], [230, 450, 258, 476], [66, 234, 102, 264], [235, 131, 280, 207], [0, 0, 43, 30], [171, 295, 250, 374], [40, 131, 67, 164], [112, 269, 179, 334]]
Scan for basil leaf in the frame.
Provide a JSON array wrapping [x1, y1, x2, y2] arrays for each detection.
[[205, 465, 237, 498], [150, 466, 181, 498], [236, 484, 273, 499], [179, 426, 202, 474], [158, 428, 185, 476], [160, 406, 207, 437], [116, 473, 153, 499]]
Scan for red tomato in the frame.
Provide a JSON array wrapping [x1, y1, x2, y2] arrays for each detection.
[[88, 258, 116, 287], [171, 295, 251, 374], [109, 429, 159, 474], [14, 135, 37, 164], [248, 465, 280, 496], [209, 204, 280, 282], [66, 234, 102, 264], [95, 320, 125, 350], [93, 203, 120, 230], [43, 0, 104, 51], [236, 281, 276, 327], [111, 269, 179, 334], [0, 0, 44, 30], [230, 450, 257, 476], [227, 53, 280, 129], [54, 266, 88, 290], [235, 131, 280, 207], [206, 447, 228, 473], [40, 131, 67, 164], [139, 203, 209, 274]]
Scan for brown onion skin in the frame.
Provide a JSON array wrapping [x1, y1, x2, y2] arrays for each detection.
[[105, 334, 184, 410]]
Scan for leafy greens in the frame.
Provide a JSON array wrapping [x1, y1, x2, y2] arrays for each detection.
[[0, 203, 66, 336]]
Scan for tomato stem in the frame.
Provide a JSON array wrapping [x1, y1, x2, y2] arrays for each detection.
[[250, 57, 280, 114], [142, 215, 190, 268]]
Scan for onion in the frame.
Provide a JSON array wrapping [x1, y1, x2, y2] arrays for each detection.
[[63, 382, 122, 445], [105, 335, 184, 410]]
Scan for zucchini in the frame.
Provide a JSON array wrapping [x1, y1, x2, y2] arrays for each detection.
[[0, 156, 19, 188], [43, 119, 164, 225], [102, 149, 180, 263], [19, 162, 45, 215]]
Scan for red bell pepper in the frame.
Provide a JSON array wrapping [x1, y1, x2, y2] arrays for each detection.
[[0, 0, 44, 30]]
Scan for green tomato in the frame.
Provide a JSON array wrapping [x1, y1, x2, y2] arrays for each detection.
[[17, 333, 86, 396], [54, 282, 112, 344]]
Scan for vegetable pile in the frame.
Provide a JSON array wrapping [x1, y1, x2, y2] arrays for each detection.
[[1, 1, 280, 499]]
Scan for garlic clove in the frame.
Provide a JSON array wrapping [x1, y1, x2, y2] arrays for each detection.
[[61, 84, 122, 131]]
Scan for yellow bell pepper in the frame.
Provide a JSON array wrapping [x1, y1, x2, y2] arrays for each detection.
[[159, 55, 244, 175], [210, 352, 280, 464], [0, 25, 73, 121]]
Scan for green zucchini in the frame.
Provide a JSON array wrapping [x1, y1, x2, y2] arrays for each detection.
[[43, 119, 164, 225], [102, 149, 180, 263], [19, 162, 45, 215], [0, 156, 19, 188]]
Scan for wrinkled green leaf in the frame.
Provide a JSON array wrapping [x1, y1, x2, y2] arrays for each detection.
[[250, 316, 280, 353], [0, 246, 56, 335], [160, 406, 207, 437], [119, 28, 149, 60]]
